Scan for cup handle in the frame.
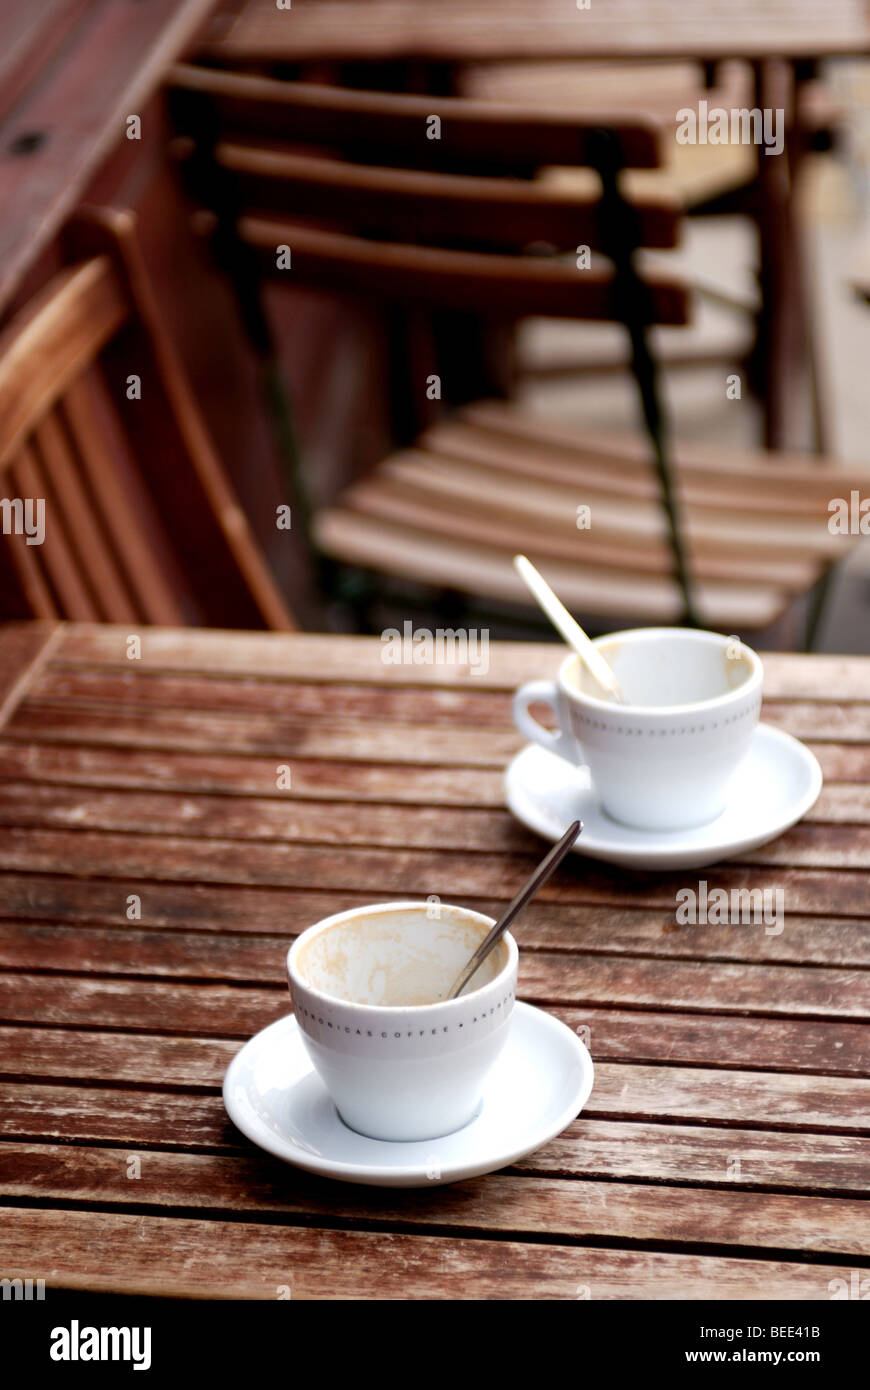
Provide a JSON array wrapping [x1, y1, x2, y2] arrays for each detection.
[[512, 680, 585, 767]]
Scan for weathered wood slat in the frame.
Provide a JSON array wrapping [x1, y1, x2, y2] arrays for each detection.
[[0, 974, 285, 1039], [1, 919, 867, 1019], [0, 739, 867, 813], [0, 1026, 237, 1087], [762, 703, 870, 742], [3, 990, 867, 1079], [25, 667, 514, 724], [5, 703, 522, 765], [2, 1064, 865, 1191], [4, 1206, 856, 1299], [740, 823, 870, 867], [3, 891, 870, 969], [806, 746, 870, 781], [4, 873, 870, 963], [18, 662, 870, 759], [520, 954, 870, 1020], [513, 1119, 870, 1194], [47, 626, 870, 699], [0, 623, 60, 730], [2, 1060, 867, 1138], [0, 781, 531, 851], [51, 625, 548, 685], [2, 826, 869, 912], [587, 1064, 870, 1132], [10, 703, 870, 787], [0, 741, 508, 804], [1, 780, 870, 873], [3, 1143, 867, 1257]]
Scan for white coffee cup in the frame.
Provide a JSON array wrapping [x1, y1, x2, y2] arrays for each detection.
[[513, 627, 763, 832], [287, 901, 518, 1142]]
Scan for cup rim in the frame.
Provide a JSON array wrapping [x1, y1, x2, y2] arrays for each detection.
[[286, 900, 518, 1014], [557, 626, 763, 717]]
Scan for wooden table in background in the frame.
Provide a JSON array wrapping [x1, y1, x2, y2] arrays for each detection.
[[0, 621, 868, 1299], [0, 0, 217, 318], [202, 0, 870, 65], [201, 0, 870, 453]]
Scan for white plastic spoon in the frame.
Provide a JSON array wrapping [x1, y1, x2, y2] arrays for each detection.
[[513, 554, 626, 704]]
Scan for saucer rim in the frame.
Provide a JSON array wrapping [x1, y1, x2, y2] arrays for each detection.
[[505, 721, 822, 866], [223, 1001, 593, 1185]]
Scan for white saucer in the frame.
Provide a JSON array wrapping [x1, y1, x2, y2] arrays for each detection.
[[223, 1002, 593, 1187], [505, 722, 822, 871]]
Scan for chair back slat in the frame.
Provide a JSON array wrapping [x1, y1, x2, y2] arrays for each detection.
[[13, 439, 100, 621], [216, 143, 680, 252], [0, 207, 296, 629], [169, 63, 667, 170], [238, 217, 688, 324], [170, 65, 687, 326], [0, 257, 127, 475], [2, 450, 57, 619], [32, 410, 140, 624], [60, 371, 189, 626]]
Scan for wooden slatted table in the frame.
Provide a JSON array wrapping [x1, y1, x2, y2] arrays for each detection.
[[201, 0, 870, 65], [0, 620, 868, 1299]]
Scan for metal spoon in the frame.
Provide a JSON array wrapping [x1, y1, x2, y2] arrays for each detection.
[[513, 554, 626, 704], [447, 820, 582, 999]]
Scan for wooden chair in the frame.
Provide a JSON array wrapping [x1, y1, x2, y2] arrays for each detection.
[[461, 59, 840, 211], [0, 206, 294, 629], [168, 64, 863, 638], [460, 58, 842, 453]]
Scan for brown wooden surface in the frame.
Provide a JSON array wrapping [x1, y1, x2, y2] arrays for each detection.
[[0, 0, 217, 320], [0, 621, 868, 1299], [201, 0, 870, 65], [314, 400, 866, 632], [214, 143, 681, 252], [169, 61, 667, 169]]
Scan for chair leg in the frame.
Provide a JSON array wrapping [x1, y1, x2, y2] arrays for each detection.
[[592, 131, 702, 629], [623, 318, 702, 630], [220, 251, 349, 609], [260, 354, 313, 542], [753, 59, 829, 454], [804, 566, 836, 651]]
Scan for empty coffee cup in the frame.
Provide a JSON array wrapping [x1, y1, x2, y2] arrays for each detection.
[[287, 901, 518, 1141], [513, 627, 763, 832]]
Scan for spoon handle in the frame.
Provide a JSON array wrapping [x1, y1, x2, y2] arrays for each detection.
[[513, 555, 624, 703], [447, 820, 582, 1000]]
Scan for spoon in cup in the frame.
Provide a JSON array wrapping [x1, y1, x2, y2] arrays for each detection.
[[447, 819, 582, 999], [513, 554, 625, 704]]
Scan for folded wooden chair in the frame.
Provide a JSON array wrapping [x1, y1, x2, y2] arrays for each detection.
[[461, 57, 842, 454], [168, 64, 863, 639], [0, 207, 294, 629]]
